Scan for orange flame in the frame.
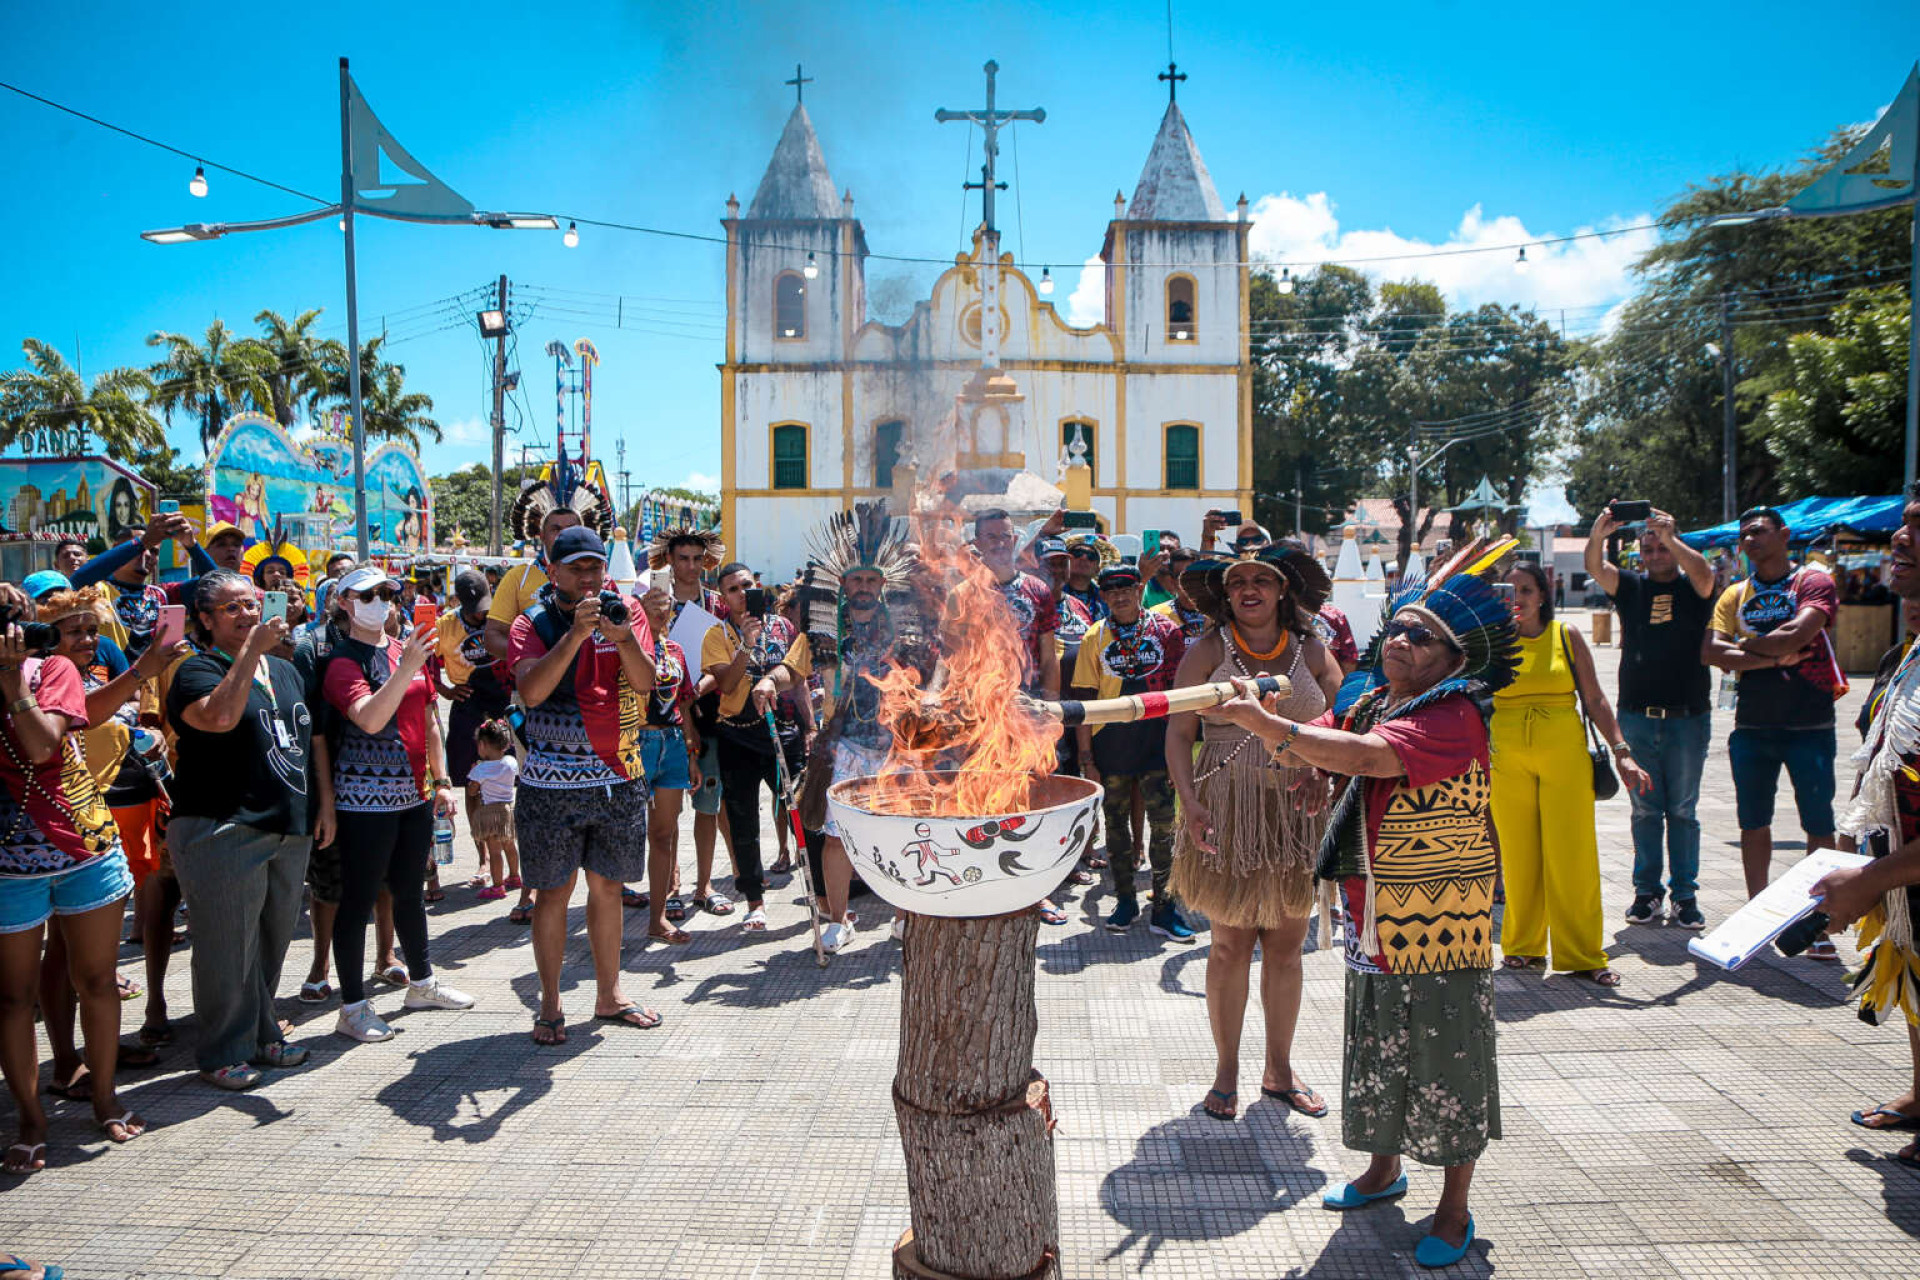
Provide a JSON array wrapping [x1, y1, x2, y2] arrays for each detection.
[[851, 503, 1059, 818]]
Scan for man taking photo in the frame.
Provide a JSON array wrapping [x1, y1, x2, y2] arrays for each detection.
[[509, 527, 660, 1042], [1587, 505, 1716, 930]]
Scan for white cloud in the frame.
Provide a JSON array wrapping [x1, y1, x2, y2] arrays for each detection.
[[1246, 193, 1657, 330], [684, 471, 719, 493], [441, 416, 489, 447], [1064, 255, 1106, 328]]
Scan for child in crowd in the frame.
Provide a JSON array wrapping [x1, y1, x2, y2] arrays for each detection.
[[465, 719, 522, 906]]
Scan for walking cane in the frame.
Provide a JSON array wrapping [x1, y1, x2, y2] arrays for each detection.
[[767, 709, 828, 968]]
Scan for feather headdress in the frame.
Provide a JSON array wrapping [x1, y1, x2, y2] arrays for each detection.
[[798, 501, 921, 678], [646, 524, 726, 572], [510, 452, 613, 545], [1356, 535, 1522, 695]]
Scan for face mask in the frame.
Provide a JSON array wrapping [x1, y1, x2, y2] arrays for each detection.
[[352, 599, 391, 629]]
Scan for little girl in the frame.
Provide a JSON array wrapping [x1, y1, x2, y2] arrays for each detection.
[[465, 720, 522, 906]]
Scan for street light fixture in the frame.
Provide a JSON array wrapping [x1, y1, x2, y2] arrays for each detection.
[[138, 57, 564, 560], [189, 165, 207, 198], [476, 309, 509, 340], [563, 220, 579, 248], [1038, 266, 1053, 294]]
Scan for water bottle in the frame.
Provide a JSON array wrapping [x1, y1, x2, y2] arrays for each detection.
[[1716, 673, 1737, 712], [432, 813, 456, 866]]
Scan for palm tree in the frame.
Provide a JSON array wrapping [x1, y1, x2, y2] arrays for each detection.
[[0, 339, 163, 455], [242, 308, 345, 428], [146, 319, 273, 454], [317, 335, 440, 448]]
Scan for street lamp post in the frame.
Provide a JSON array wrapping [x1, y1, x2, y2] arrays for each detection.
[[1406, 434, 1471, 567], [1705, 63, 1919, 496], [140, 57, 559, 560]]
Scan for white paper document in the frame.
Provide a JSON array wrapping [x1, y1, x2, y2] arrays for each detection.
[[666, 602, 724, 684], [1687, 848, 1872, 970]]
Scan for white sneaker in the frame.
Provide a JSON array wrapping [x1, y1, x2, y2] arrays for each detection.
[[403, 976, 476, 1010], [335, 1000, 395, 1042], [821, 921, 853, 953]]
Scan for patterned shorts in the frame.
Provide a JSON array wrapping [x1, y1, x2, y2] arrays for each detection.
[[514, 780, 648, 891]]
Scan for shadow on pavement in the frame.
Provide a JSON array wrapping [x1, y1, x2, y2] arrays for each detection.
[[372, 1028, 566, 1143], [1847, 1146, 1920, 1240]]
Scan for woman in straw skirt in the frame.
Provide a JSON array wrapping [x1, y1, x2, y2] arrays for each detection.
[[1166, 544, 1343, 1122]]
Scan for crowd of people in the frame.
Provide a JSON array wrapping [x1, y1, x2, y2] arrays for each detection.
[[1, 487, 1916, 1270]]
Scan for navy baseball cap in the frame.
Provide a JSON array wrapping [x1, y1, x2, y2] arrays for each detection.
[[550, 526, 608, 564], [1097, 564, 1142, 590], [1033, 536, 1068, 559]]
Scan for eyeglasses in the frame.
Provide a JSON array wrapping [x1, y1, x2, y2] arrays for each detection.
[[1383, 619, 1458, 652], [213, 598, 261, 618]]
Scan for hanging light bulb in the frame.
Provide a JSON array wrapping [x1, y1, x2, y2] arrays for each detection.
[[1514, 246, 1531, 274], [1038, 266, 1053, 295], [803, 251, 819, 280], [563, 221, 579, 248], [1277, 267, 1294, 295], [189, 164, 208, 198]]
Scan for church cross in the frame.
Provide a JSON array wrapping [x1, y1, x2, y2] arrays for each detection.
[[785, 64, 813, 104], [934, 59, 1045, 238], [1159, 61, 1186, 102]]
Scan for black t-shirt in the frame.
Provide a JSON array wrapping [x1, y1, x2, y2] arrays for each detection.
[[166, 651, 313, 836], [1610, 570, 1712, 715]]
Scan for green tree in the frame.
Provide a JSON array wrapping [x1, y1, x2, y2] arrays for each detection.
[[129, 441, 204, 498], [243, 308, 345, 428], [146, 319, 272, 454], [429, 463, 535, 545], [0, 339, 163, 454], [317, 335, 440, 448], [1755, 284, 1909, 495], [1565, 123, 1910, 523]]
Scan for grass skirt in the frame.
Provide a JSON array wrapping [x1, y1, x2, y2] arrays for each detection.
[[1170, 734, 1323, 929]]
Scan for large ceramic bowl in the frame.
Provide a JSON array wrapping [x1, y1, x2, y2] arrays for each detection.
[[825, 772, 1103, 919]]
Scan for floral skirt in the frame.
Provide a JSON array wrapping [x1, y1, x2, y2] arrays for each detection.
[[1342, 967, 1500, 1167]]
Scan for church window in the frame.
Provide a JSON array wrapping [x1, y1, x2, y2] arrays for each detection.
[[873, 420, 904, 488], [1166, 276, 1197, 342], [1164, 424, 1200, 491], [1061, 420, 1096, 478], [775, 272, 806, 340], [772, 423, 809, 490]]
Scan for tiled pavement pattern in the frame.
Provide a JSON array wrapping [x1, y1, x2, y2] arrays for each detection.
[[2, 614, 1916, 1278]]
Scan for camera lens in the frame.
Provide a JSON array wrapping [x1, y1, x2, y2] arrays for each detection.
[[597, 592, 630, 626]]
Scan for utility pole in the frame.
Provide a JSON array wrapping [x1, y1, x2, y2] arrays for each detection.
[[616, 436, 632, 525], [1719, 294, 1736, 524], [488, 273, 508, 555], [1293, 459, 1304, 542]]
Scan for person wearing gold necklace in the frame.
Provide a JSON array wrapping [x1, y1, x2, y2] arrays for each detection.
[[1493, 563, 1649, 987], [1166, 545, 1343, 1123]]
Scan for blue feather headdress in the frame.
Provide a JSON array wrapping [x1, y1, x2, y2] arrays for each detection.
[[1337, 536, 1522, 712]]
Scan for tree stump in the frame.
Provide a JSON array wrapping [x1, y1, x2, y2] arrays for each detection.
[[892, 911, 1059, 1280]]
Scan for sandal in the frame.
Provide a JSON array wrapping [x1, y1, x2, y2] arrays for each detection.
[[98, 1110, 145, 1143], [115, 974, 142, 1001], [465, 874, 489, 889], [663, 895, 688, 923], [768, 857, 794, 875], [647, 925, 692, 945], [117, 1044, 161, 1069], [2, 1144, 46, 1175], [1501, 954, 1544, 970], [1261, 1083, 1328, 1118], [45, 1073, 90, 1101], [621, 887, 649, 910], [1037, 902, 1067, 925], [1086, 854, 1109, 870], [1069, 868, 1095, 886], [423, 887, 446, 904], [476, 885, 506, 901], [137, 1022, 172, 1047], [374, 964, 408, 987], [700, 893, 734, 916], [594, 1004, 662, 1030], [531, 1015, 567, 1046], [741, 907, 768, 932], [1576, 967, 1623, 988], [1853, 1105, 1920, 1131], [1202, 1088, 1237, 1120], [508, 902, 533, 925], [298, 981, 332, 1004], [502, 874, 523, 891], [0, 1254, 61, 1279]]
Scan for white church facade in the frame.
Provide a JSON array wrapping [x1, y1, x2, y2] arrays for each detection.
[[719, 89, 1254, 578]]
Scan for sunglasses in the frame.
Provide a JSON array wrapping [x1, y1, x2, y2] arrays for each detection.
[[352, 588, 398, 602], [1383, 620, 1458, 652], [1068, 549, 1100, 561]]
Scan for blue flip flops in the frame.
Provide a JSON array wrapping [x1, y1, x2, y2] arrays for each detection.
[[1321, 1172, 1408, 1209], [2, 1256, 63, 1279], [1415, 1215, 1475, 1269]]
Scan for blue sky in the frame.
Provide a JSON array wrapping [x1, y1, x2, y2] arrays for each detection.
[[6, 1, 1915, 495]]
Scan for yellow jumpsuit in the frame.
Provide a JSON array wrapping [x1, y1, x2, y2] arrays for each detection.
[[1492, 621, 1607, 971]]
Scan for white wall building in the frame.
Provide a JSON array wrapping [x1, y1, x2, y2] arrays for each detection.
[[720, 95, 1254, 578]]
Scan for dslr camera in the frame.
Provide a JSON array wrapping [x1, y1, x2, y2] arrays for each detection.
[[595, 591, 630, 627], [0, 601, 59, 658]]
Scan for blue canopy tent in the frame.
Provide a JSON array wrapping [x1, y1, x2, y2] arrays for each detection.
[[1679, 496, 1905, 549]]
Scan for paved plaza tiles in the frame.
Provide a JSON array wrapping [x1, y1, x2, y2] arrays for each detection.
[[1, 618, 1915, 1278]]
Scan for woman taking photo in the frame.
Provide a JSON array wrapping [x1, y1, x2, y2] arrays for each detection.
[[167, 570, 327, 1090], [1166, 546, 1343, 1121], [323, 566, 474, 1044], [0, 583, 144, 1171], [1494, 563, 1649, 987]]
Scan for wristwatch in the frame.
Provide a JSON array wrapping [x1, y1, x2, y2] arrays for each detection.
[[1609, 741, 1633, 757], [9, 695, 36, 714]]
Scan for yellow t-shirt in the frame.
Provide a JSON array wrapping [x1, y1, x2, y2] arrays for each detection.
[[701, 622, 812, 721], [435, 611, 475, 686], [487, 562, 546, 628]]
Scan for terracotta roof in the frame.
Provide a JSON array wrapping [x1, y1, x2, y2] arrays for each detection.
[[1126, 102, 1228, 222], [746, 104, 840, 220]]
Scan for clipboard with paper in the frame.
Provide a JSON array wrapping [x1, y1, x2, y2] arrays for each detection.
[[666, 602, 724, 684], [1687, 848, 1872, 970]]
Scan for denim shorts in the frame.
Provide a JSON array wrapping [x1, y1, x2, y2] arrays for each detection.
[[639, 728, 692, 793], [0, 849, 135, 933], [1727, 725, 1837, 836], [690, 735, 723, 817]]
